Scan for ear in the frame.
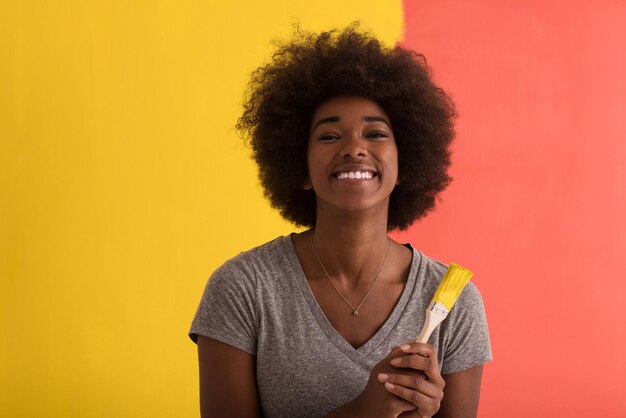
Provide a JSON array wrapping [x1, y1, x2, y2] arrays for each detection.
[[303, 178, 312, 190]]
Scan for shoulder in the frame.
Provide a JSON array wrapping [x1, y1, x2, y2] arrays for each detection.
[[189, 236, 293, 347], [413, 250, 485, 307], [411, 252, 492, 373], [211, 235, 290, 284], [419, 252, 448, 280], [408, 249, 488, 340]]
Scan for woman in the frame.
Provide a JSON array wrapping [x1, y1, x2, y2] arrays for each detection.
[[189, 25, 491, 418]]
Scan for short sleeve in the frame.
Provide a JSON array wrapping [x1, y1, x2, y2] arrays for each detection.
[[438, 282, 492, 374], [188, 254, 258, 355]]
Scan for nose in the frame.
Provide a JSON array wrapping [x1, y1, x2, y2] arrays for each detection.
[[340, 133, 367, 159]]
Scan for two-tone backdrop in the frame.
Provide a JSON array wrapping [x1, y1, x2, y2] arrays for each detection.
[[2, 1, 625, 416]]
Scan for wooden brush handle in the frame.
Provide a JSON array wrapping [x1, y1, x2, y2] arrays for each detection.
[[416, 302, 448, 343]]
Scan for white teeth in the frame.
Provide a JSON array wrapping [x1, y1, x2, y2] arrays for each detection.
[[336, 171, 374, 180]]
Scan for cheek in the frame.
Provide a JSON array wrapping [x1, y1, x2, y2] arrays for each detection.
[[306, 152, 317, 177], [306, 146, 333, 176], [387, 150, 400, 184], [386, 147, 399, 172], [305, 144, 316, 176]]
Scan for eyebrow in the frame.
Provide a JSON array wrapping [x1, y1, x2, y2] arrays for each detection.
[[311, 115, 391, 131], [364, 116, 391, 127], [312, 116, 339, 131]]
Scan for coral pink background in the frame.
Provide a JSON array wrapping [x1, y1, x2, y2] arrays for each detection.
[[393, 1, 626, 415]]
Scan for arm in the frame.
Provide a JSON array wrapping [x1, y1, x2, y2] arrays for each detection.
[[197, 335, 262, 418], [434, 365, 484, 418]]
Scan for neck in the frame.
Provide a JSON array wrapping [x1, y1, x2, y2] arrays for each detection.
[[310, 210, 391, 288]]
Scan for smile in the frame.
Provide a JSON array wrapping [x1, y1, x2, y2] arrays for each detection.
[[333, 171, 376, 180]]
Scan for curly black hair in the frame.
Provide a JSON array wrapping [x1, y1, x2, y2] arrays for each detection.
[[237, 24, 457, 230]]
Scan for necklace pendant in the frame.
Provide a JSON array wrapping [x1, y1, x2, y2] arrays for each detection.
[[352, 310, 359, 316]]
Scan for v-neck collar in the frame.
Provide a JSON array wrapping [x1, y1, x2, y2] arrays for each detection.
[[280, 235, 421, 363]]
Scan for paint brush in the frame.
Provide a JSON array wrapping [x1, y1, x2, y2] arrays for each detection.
[[416, 263, 473, 343]]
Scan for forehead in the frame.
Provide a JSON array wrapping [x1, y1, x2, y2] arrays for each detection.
[[311, 96, 389, 123]]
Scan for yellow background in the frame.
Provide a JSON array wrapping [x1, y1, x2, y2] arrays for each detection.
[[1, 1, 402, 416]]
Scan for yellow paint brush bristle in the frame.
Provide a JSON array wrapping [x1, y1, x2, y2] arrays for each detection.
[[416, 263, 473, 343], [432, 263, 473, 310]]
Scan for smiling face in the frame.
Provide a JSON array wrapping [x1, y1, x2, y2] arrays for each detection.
[[306, 96, 399, 219]]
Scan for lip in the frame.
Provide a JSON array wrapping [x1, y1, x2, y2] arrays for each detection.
[[332, 164, 378, 176], [331, 164, 379, 183]]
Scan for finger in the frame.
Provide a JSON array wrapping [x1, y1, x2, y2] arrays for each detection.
[[390, 353, 432, 371], [422, 352, 442, 384], [398, 342, 444, 385], [378, 372, 442, 399], [387, 342, 429, 361], [399, 342, 435, 357], [386, 345, 405, 359], [383, 381, 439, 413]]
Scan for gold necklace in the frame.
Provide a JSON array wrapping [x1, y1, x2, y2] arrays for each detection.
[[309, 231, 391, 316]]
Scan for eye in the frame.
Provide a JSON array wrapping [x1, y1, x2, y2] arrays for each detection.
[[366, 131, 389, 140], [318, 134, 340, 142]]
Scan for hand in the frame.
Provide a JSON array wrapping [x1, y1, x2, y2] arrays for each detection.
[[350, 346, 420, 418], [378, 342, 445, 418]]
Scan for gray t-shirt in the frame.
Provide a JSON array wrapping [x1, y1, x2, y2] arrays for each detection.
[[189, 235, 492, 418]]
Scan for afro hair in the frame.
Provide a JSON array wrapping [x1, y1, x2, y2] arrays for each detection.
[[237, 24, 457, 230]]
